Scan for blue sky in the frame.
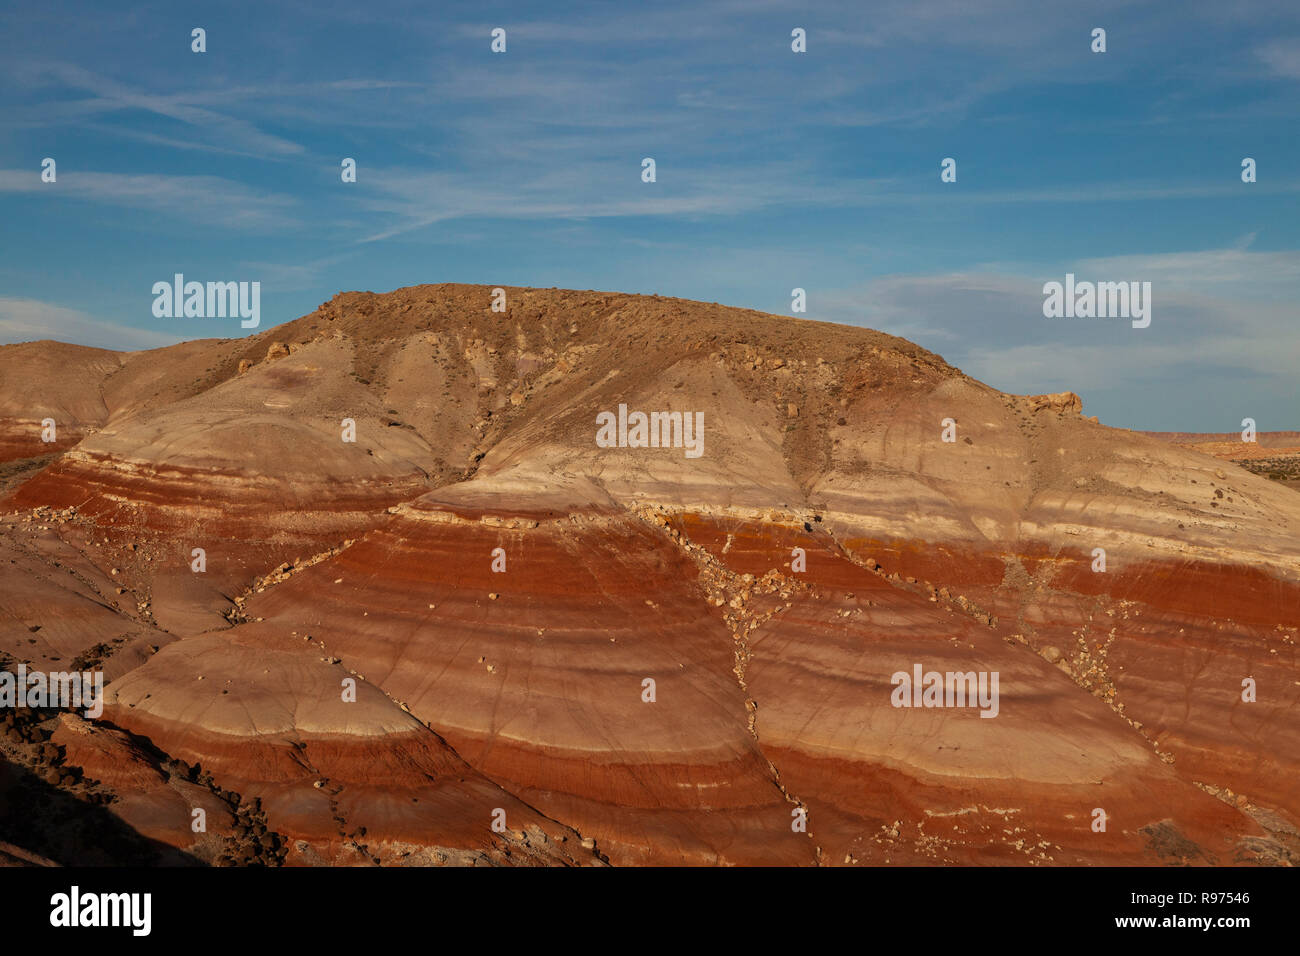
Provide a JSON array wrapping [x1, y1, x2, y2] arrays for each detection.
[[1, 0, 1297, 430]]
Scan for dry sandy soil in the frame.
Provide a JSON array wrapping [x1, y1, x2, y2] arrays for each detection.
[[1141, 431, 1300, 491], [0, 284, 1295, 866]]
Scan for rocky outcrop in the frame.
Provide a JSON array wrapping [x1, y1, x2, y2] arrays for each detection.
[[1025, 391, 1083, 414]]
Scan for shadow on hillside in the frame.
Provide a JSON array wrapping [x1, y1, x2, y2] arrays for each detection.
[[0, 758, 203, 866]]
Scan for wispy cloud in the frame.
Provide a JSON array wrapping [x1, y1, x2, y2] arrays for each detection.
[[4, 59, 424, 157], [16, 62, 306, 156], [0, 297, 181, 351], [1256, 38, 1300, 79], [349, 162, 896, 242], [0, 169, 299, 231], [237, 252, 359, 291], [817, 246, 1300, 427]]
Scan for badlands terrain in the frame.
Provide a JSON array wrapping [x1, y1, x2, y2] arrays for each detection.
[[1142, 431, 1300, 490], [0, 284, 1296, 866]]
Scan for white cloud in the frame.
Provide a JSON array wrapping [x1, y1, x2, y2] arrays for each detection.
[[1077, 248, 1300, 290], [817, 247, 1300, 405], [0, 169, 298, 231], [21, 62, 305, 157], [1257, 38, 1300, 78], [0, 298, 181, 351]]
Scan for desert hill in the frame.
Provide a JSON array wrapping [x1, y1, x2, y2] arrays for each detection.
[[0, 284, 1295, 866]]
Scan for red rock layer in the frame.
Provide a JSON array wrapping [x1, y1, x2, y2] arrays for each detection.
[[220, 505, 816, 865], [100, 631, 600, 865]]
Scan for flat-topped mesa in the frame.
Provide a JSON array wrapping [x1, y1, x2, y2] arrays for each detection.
[[0, 283, 973, 536]]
